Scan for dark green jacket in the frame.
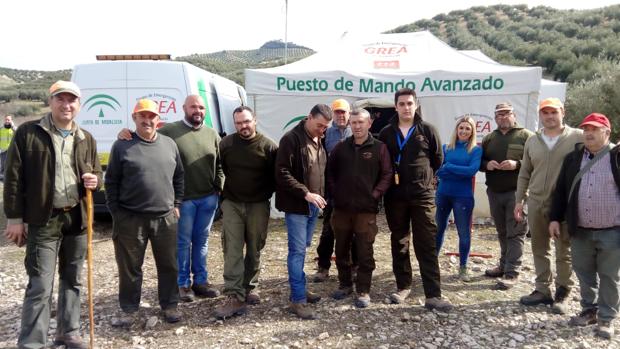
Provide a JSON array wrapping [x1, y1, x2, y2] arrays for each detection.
[[3, 115, 102, 228]]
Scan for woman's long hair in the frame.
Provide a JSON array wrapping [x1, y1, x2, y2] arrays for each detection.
[[446, 116, 477, 153]]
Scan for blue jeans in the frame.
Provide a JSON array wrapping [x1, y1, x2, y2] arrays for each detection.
[[435, 194, 474, 266], [285, 204, 320, 303], [571, 227, 620, 322], [177, 193, 219, 287]]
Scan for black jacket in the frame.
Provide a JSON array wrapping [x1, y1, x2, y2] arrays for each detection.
[[549, 143, 620, 235], [378, 115, 442, 201]]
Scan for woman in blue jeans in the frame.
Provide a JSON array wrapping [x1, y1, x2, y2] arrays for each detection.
[[435, 116, 482, 282]]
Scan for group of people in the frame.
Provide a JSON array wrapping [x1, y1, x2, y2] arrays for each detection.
[[2, 80, 618, 348]]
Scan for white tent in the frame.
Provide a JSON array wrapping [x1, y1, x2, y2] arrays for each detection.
[[459, 50, 567, 103], [245, 31, 543, 218]]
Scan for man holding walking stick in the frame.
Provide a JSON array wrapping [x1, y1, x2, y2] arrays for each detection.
[[3, 80, 102, 349]]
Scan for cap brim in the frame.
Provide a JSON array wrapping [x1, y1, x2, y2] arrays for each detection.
[[580, 121, 607, 129], [494, 108, 513, 112], [51, 88, 80, 98], [538, 105, 562, 111], [133, 109, 160, 117]]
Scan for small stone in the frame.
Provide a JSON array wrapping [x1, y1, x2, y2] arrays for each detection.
[[511, 333, 525, 342], [175, 327, 185, 336], [145, 316, 158, 329], [423, 343, 437, 349], [318, 332, 329, 341], [366, 332, 374, 339], [508, 339, 516, 347], [240, 338, 252, 344], [401, 312, 411, 321], [346, 333, 353, 339]]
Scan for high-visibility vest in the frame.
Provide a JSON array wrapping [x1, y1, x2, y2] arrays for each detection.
[[0, 127, 15, 151]]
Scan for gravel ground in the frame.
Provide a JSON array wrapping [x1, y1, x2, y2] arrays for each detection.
[[0, 205, 619, 348]]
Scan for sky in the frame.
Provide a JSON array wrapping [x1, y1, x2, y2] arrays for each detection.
[[2, 0, 618, 71]]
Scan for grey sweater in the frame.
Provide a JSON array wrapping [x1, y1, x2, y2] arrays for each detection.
[[105, 133, 184, 215]]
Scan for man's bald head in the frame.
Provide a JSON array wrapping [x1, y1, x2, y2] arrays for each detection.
[[183, 95, 206, 127]]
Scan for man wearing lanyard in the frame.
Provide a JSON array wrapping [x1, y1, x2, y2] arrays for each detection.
[[379, 88, 452, 311]]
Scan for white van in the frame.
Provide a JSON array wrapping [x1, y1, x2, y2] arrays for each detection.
[[71, 59, 247, 211]]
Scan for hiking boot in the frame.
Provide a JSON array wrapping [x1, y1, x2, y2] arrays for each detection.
[[313, 268, 329, 283], [331, 286, 353, 300], [306, 290, 322, 304], [111, 311, 137, 328], [569, 308, 597, 327], [389, 289, 411, 304], [520, 290, 553, 306], [551, 286, 571, 315], [53, 334, 87, 349], [162, 308, 182, 323], [459, 266, 472, 282], [192, 283, 220, 298], [484, 266, 504, 278], [354, 293, 371, 308], [597, 320, 615, 339], [425, 297, 454, 312], [245, 289, 261, 305], [179, 286, 194, 302], [214, 295, 248, 319], [289, 302, 317, 320], [494, 274, 518, 290]]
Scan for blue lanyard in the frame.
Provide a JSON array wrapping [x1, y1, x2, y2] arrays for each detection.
[[395, 126, 416, 165]]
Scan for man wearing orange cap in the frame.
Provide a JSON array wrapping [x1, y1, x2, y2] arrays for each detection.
[[313, 98, 353, 282], [514, 98, 582, 313], [3, 81, 102, 349], [106, 99, 185, 326], [549, 113, 619, 339]]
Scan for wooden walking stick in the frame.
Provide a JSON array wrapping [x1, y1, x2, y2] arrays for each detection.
[[86, 189, 95, 348]]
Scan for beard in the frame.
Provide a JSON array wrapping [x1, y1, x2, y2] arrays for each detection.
[[185, 113, 204, 127]]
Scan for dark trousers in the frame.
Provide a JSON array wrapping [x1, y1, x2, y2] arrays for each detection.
[[19, 206, 85, 349], [316, 201, 358, 270], [384, 198, 442, 298], [331, 210, 378, 293], [112, 210, 179, 312]]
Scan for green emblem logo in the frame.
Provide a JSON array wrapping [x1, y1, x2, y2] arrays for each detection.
[[283, 115, 306, 130], [83, 94, 122, 118]]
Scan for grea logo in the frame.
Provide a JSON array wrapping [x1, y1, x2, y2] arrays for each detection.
[[82, 94, 121, 118], [363, 42, 407, 57]]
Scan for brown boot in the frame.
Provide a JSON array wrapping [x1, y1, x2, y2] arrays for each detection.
[[53, 334, 87, 349], [192, 283, 220, 298], [179, 286, 194, 302], [245, 289, 261, 305], [306, 290, 321, 304], [313, 268, 329, 283], [214, 295, 248, 319], [289, 302, 317, 320]]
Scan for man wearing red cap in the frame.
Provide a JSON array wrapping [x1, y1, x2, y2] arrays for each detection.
[[514, 98, 582, 313], [106, 99, 185, 326], [4, 81, 102, 349], [314, 98, 353, 282], [549, 113, 619, 339]]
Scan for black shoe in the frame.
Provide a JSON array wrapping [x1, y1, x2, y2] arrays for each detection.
[[192, 283, 220, 298], [552, 286, 571, 314], [520, 290, 553, 306], [484, 266, 504, 278], [162, 308, 182, 323], [569, 308, 598, 327], [331, 287, 353, 300]]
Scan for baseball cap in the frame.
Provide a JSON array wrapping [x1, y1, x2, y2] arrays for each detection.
[[331, 99, 350, 112], [49, 80, 81, 98], [538, 98, 563, 111], [132, 99, 160, 116], [579, 113, 610, 129], [494, 102, 513, 113]]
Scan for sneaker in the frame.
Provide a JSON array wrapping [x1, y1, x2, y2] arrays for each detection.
[[459, 266, 472, 282], [389, 289, 411, 304], [597, 320, 615, 339], [331, 286, 353, 300], [425, 297, 454, 312], [214, 295, 248, 319], [551, 286, 571, 315], [111, 311, 136, 328], [245, 289, 261, 305], [289, 302, 317, 320], [494, 274, 518, 290], [192, 283, 220, 298], [306, 290, 322, 304], [53, 334, 87, 349], [179, 286, 194, 302], [569, 308, 597, 327], [162, 308, 182, 323], [313, 268, 329, 283], [355, 293, 371, 308], [520, 290, 553, 306], [484, 266, 504, 278]]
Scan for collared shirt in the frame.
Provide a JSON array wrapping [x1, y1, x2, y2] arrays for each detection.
[[182, 118, 203, 130], [577, 149, 620, 228], [41, 115, 80, 209], [324, 125, 352, 154], [304, 128, 325, 196]]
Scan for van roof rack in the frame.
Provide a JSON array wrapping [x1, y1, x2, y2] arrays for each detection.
[[96, 54, 171, 61]]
